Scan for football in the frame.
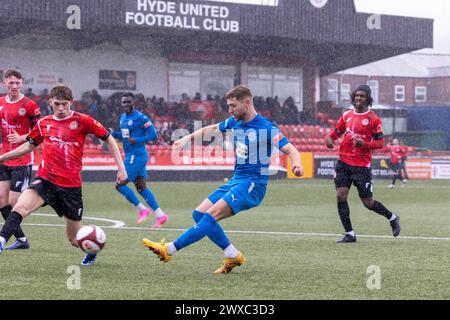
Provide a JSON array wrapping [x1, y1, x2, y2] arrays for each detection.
[[76, 225, 106, 254]]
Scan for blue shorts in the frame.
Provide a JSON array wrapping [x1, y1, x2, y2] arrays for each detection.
[[124, 154, 148, 182], [207, 179, 267, 214]]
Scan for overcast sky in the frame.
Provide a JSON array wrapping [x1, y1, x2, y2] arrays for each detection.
[[354, 0, 450, 53], [208, 0, 450, 53]]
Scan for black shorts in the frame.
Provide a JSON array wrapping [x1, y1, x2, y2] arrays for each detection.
[[28, 177, 83, 221], [0, 165, 32, 192], [390, 162, 400, 171], [334, 160, 373, 198]]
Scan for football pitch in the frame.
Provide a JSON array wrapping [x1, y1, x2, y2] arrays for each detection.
[[1, 179, 450, 300]]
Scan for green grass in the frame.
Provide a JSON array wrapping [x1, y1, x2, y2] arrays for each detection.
[[1, 179, 450, 300]]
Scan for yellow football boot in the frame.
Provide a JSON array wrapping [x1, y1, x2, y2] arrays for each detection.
[[143, 238, 171, 263], [213, 252, 246, 274]]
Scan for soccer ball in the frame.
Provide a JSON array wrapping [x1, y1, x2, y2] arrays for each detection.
[[76, 225, 106, 254]]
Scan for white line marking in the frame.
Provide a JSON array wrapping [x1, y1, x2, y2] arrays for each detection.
[[112, 227, 450, 241], [9, 214, 450, 242], [29, 213, 126, 228]]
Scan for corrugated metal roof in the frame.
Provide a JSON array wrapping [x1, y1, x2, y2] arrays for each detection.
[[337, 53, 450, 77]]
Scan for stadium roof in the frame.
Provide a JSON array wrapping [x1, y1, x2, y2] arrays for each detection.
[[336, 53, 450, 78], [0, 0, 433, 75]]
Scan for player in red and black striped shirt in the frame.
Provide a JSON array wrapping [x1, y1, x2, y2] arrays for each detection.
[[0, 69, 41, 250], [386, 138, 407, 188], [325, 85, 401, 243], [0, 85, 127, 265]]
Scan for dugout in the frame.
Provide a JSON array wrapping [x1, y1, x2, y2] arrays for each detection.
[[0, 0, 433, 181]]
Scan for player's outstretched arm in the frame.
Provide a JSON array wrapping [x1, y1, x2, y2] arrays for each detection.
[[0, 141, 36, 164], [280, 143, 304, 177], [172, 123, 220, 150], [104, 135, 127, 184]]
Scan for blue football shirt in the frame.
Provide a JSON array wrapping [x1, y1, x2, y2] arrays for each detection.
[[218, 114, 289, 184]]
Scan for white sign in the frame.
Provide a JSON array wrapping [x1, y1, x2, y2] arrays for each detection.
[[126, 0, 239, 33], [23, 72, 60, 92], [432, 160, 450, 179]]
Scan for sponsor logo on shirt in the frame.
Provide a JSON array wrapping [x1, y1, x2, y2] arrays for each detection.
[[50, 136, 80, 147], [1, 119, 22, 129]]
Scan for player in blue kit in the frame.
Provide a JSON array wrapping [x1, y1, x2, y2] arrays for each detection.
[[143, 85, 304, 273], [110, 93, 169, 228]]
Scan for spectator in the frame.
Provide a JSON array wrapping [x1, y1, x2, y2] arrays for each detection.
[[91, 89, 102, 105]]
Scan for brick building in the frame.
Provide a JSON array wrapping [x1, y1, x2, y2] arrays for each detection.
[[321, 53, 450, 107]]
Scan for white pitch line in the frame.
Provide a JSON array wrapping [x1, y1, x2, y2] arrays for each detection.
[[112, 226, 450, 241], [26, 213, 126, 228], [11, 218, 450, 242], [6, 213, 450, 242]]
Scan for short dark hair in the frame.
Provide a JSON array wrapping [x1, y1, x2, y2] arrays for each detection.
[[4, 68, 22, 80], [122, 92, 135, 99], [225, 85, 253, 101], [50, 85, 73, 101]]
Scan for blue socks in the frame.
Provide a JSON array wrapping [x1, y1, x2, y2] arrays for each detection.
[[117, 184, 161, 212], [192, 210, 203, 223], [174, 212, 230, 250], [139, 188, 160, 211], [117, 185, 140, 206]]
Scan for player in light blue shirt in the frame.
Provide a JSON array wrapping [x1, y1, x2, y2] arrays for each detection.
[[143, 85, 303, 273], [111, 93, 168, 228]]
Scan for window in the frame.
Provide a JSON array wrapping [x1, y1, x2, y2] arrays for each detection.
[[327, 79, 338, 104], [169, 63, 235, 102], [248, 66, 303, 110], [368, 80, 379, 104], [394, 85, 405, 102], [340, 83, 350, 103], [415, 86, 427, 103]]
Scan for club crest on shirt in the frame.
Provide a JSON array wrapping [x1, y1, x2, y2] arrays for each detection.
[[128, 120, 133, 126], [0, 106, 4, 111], [69, 121, 79, 130], [18, 108, 26, 116], [362, 119, 369, 126]]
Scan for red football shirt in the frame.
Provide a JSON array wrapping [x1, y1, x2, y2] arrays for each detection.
[[0, 94, 41, 166], [27, 111, 109, 187], [331, 109, 384, 167], [387, 145, 406, 165]]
